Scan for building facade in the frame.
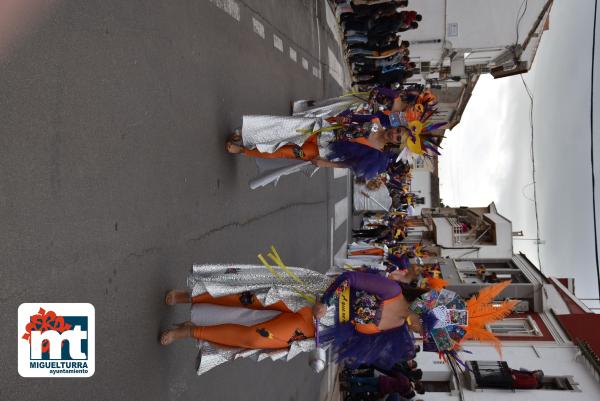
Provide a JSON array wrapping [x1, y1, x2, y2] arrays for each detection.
[[400, 0, 552, 127], [407, 204, 600, 400]]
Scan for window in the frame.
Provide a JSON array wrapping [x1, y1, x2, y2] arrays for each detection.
[[465, 361, 580, 391], [467, 361, 513, 389], [455, 260, 529, 284], [486, 317, 542, 337]]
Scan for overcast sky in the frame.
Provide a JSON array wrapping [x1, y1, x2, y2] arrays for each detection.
[[439, 0, 600, 304]]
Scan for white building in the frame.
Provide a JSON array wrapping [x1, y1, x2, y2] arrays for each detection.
[[328, 201, 600, 401], [400, 0, 552, 127], [410, 204, 600, 400], [424, 203, 513, 259], [415, 252, 600, 401]]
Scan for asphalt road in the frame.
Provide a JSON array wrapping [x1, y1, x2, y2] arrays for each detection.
[[0, 1, 349, 400]]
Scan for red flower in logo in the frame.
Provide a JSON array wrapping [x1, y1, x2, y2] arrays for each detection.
[[22, 308, 72, 353]]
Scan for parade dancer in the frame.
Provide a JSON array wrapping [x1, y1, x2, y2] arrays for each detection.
[[160, 248, 517, 374], [161, 267, 420, 373], [225, 115, 407, 180]]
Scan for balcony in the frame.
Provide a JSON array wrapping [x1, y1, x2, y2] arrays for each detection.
[[464, 361, 514, 391]]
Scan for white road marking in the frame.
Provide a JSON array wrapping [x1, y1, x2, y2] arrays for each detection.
[[302, 57, 309, 70], [327, 47, 344, 87], [314, 0, 323, 81], [312, 66, 320, 78], [335, 241, 348, 262], [334, 197, 348, 231], [289, 47, 297, 62], [273, 34, 283, 52], [209, 0, 240, 21], [329, 216, 335, 268], [252, 17, 265, 39], [325, 1, 341, 42]]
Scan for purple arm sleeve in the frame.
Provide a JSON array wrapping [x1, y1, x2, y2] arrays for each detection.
[[322, 271, 402, 303], [349, 112, 389, 125], [349, 113, 375, 124], [374, 86, 400, 100]]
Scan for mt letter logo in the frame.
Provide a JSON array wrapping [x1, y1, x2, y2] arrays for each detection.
[[18, 303, 95, 377]]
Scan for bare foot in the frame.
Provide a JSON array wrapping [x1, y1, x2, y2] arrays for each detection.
[[225, 141, 244, 154], [164, 290, 191, 305], [229, 129, 242, 143], [160, 326, 193, 346]]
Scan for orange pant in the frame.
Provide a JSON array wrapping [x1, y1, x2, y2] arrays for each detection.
[[349, 248, 385, 256], [191, 293, 315, 349], [243, 134, 319, 160]]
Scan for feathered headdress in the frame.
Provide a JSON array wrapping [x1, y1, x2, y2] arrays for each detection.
[[463, 280, 519, 355], [410, 280, 518, 366], [396, 105, 447, 163]]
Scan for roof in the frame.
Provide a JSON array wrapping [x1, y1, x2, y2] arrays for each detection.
[[547, 276, 600, 373], [447, 75, 479, 130], [548, 276, 591, 314], [556, 314, 600, 374], [517, 251, 545, 279], [430, 156, 441, 207], [490, 0, 554, 79], [488, 202, 513, 225], [520, 0, 554, 68]]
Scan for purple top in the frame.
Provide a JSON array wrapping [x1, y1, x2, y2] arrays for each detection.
[[322, 271, 402, 304], [373, 86, 401, 100], [320, 272, 416, 369]]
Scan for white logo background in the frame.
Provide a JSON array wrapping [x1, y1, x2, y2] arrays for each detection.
[[18, 303, 95, 378]]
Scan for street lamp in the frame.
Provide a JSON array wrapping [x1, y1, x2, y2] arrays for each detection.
[[513, 238, 546, 245], [512, 231, 545, 244]]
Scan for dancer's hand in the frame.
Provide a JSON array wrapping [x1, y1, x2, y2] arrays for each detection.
[[310, 158, 329, 168], [312, 303, 327, 319], [336, 116, 351, 125], [388, 269, 408, 283]]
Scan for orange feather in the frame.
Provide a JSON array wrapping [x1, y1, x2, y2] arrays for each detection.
[[468, 300, 520, 327], [466, 280, 512, 312], [427, 277, 449, 292], [463, 326, 503, 356], [460, 281, 519, 357]]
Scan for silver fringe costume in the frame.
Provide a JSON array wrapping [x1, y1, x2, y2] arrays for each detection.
[[242, 94, 368, 189], [242, 115, 324, 153], [292, 95, 366, 119], [241, 115, 334, 189], [187, 264, 336, 375]]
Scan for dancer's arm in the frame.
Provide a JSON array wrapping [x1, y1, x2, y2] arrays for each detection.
[[371, 86, 403, 112], [311, 158, 349, 168], [390, 97, 403, 112], [321, 271, 402, 304]]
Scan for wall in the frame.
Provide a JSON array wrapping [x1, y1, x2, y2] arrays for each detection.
[[400, 0, 549, 82], [415, 343, 600, 401], [445, 0, 547, 50], [410, 169, 432, 214]]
